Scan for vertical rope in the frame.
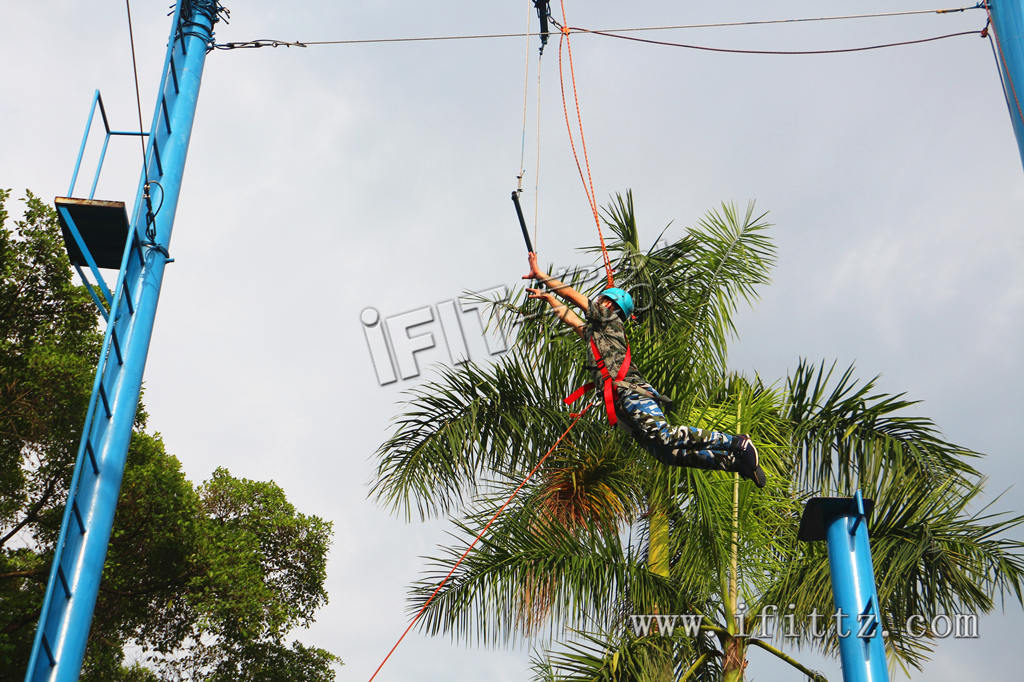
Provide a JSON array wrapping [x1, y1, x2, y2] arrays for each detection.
[[517, 0, 533, 191], [986, 4, 1024, 134], [556, 0, 614, 288], [125, 0, 147, 176], [125, 0, 160, 241], [533, 51, 543, 250]]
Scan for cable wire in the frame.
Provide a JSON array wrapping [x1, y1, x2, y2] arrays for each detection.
[[565, 23, 984, 56], [125, 0, 158, 241], [533, 50, 543, 251], [984, 3, 1024, 136], [211, 5, 984, 50], [517, 0, 533, 192], [125, 1, 147, 175]]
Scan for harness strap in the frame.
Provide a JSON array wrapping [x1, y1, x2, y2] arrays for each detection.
[[564, 339, 631, 424]]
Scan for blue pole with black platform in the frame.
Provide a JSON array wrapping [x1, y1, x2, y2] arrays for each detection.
[[25, 3, 226, 680], [798, 491, 889, 682]]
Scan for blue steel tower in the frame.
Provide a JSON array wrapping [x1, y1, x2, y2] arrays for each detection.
[[25, 2, 226, 680], [989, 0, 1024, 170], [799, 491, 889, 682]]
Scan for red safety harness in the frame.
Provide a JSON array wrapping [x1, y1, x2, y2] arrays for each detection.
[[564, 338, 631, 425]]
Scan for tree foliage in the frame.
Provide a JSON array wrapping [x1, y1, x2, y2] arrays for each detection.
[[373, 190, 1024, 680], [0, 189, 339, 680]]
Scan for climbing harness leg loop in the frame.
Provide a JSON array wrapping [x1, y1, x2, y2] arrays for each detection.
[[565, 339, 630, 425]]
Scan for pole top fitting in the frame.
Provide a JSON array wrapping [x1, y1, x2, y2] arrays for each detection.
[[798, 495, 875, 542]]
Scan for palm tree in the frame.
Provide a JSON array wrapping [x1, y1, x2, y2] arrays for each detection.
[[371, 193, 1024, 681]]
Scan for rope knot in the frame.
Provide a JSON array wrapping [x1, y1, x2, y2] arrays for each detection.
[[561, 25, 571, 36]]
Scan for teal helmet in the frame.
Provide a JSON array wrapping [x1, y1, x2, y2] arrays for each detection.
[[599, 287, 634, 320]]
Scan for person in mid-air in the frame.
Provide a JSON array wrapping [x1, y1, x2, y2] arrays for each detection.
[[524, 252, 766, 487]]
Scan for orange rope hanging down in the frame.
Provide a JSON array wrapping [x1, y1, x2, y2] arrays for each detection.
[[986, 4, 1024, 135], [557, 0, 615, 289], [367, 404, 592, 681]]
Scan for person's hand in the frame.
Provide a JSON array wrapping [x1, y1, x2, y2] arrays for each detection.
[[523, 252, 545, 281], [526, 287, 551, 301]]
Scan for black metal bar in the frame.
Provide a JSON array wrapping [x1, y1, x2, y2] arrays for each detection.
[[511, 190, 534, 253], [85, 442, 99, 475], [534, 0, 550, 52], [56, 566, 71, 599], [71, 502, 85, 534], [111, 328, 123, 366], [170, 55, 180, 95], [122, 278, 136, 313], [98, 384, 111, 420], [162, 97, 171, 135]]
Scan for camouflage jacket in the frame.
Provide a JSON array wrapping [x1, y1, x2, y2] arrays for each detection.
[[583, 297, 648, 391]]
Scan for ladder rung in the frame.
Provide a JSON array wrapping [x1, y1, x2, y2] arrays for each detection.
[[85, 441, 99, 475], [71, 500, 86, 534], [169, 54, 180, 94], [161, 96, 172, 135], [41, 635, 56, 666], [122, 279, 135, 314], [56, 565, 72, 599], [129, 235, 144, 268], [111, 328, 123, 365], [151, 139, 163, 177], [98, 384, 112, 419]]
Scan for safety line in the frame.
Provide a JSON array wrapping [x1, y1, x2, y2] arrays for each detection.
[[366, 404, 592, 681], [987, 27, 1014, 125], [567, 25, 984, 56], [125, 1, 148, 182], [985, 4, 1024, 137], [212, 5, 983, 50], [557, 0, 614, 289], [558, 5, 982, 35], [533, 50, 543, 251], [517, 0, 533, 191], [125, 0, 159, 240]]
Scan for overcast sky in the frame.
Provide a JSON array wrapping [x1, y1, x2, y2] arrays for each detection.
[[2, 1, 1023, 680]]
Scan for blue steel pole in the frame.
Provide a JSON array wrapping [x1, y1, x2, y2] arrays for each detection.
[[822, 491, 888, 682], [24, 3, 222, 680], [989, 0, 1024, 170]]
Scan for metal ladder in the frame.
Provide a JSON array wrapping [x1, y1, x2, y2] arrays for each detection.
[[26, 3, 224, 680]]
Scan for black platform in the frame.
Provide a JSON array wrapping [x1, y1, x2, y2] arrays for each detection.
[[55, 197, 131, 270], [798, 496, 875, 542]]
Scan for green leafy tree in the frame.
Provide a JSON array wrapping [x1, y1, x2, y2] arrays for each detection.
[[372, 191, 1024, 680], [0, 189, 340, 680]]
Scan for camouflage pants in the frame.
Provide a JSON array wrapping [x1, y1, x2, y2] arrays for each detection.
[[616, 385, 739, 471]]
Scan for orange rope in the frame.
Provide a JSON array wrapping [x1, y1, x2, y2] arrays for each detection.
[[367, 404, 592, 681], [557, 0, 615, 289], [986, 4, 1024, 136]]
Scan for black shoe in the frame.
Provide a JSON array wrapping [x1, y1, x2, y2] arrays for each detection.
[[730, 434, 766, 488]]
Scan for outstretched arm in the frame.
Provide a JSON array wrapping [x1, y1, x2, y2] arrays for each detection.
[[526, 287, 585, 338], [523, 252, 590, 312]]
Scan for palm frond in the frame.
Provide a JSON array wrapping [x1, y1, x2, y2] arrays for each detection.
[[786, 358, 980, 494], [371, 350, 596, 519], [531, 626, 723, 682], [409, 512, 678, 647]]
